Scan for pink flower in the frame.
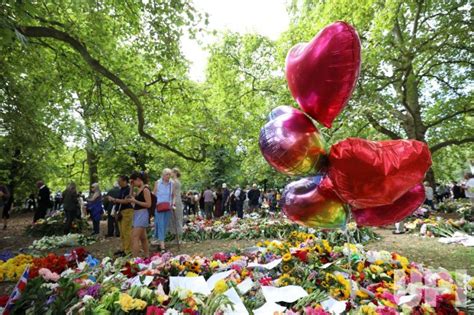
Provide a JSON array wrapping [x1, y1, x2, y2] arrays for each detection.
[[304, 306, 330, 315], [38, 268, 60, 282], [376, 306, 398, 315], [146, 306, 166, 315]]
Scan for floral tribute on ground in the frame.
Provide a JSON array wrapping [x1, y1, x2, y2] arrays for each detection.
[[0, 232, 472, 314]]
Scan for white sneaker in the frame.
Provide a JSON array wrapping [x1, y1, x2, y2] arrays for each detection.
[[150, 240, 159, 246]]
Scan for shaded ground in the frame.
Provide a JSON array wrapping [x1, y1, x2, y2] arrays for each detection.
[[1, 212, 473, 295]]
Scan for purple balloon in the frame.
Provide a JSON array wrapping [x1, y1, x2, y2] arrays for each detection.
[[259, 107, 326, 176]]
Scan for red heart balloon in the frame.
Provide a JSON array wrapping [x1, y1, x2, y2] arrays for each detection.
[[352, 183, 425, 227], [328, 138, 432, 208], [285, 21, 361, 128], [281, 176, 347, 229]]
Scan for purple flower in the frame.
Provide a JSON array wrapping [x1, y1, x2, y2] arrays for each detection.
[[46, 295, 57, 305], [78, 284, 101, 298], [86, 284, 101, 298], [0, 251, 14, 262]]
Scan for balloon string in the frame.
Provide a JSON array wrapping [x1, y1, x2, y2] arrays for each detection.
[[344, 209, 356, 306]]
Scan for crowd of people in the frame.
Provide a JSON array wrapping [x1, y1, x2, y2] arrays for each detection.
[[422, 173, 474, 210], [0, 171, 472, 257]]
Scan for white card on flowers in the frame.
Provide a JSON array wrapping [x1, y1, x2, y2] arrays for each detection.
[[237, 277, 254, 294], [169, 276, 211, 295], [223, 287, 249, 315], [261, 285, 308, 303], [253, 301, 286, 315], [321, 297, 347, 314], [247, 258, 282, 270]]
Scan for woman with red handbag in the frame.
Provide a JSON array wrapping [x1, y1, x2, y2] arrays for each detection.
[[153, 168, 174, 252]]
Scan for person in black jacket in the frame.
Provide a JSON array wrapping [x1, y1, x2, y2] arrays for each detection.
[[63, 182, 80, 234], [35, 180, 51, 222], [1, 184, 11, 230], [104, 183, 121, 237], [247, 184, 261, 212]]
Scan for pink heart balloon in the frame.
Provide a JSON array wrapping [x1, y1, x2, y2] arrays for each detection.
[[285, 21, 361, 128], [352, 183, 425, 227], [259, 106, 326, 176]]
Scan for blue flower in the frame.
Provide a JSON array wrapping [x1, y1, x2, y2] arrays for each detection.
[[86, 254, 99, 268]]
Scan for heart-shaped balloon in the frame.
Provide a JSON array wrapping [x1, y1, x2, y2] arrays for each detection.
[[259, 106, 326, 176], [352, 183, 425, 227], [281, 175, 347, 229], [285, 21, 361, 128], [328, 138, 432, 208]]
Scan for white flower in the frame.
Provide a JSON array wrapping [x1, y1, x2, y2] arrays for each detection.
[[41, 283, 59, 290], [165, 309, 179, 315], [82, 295, 95, 303]]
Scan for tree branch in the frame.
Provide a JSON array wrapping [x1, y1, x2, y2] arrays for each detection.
[[17, 25, 206, 162], [426, 107, 474, 128], [365, 113, 402, 139], [430, 136, 474, 153]]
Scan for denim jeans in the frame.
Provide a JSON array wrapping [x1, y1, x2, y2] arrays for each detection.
[[155, 210, 171, 241]]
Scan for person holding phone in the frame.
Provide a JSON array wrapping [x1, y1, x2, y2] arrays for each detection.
[[109, 175, 133, 255]]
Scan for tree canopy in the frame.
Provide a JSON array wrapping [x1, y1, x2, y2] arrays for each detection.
[[0, 0, 472, 200]]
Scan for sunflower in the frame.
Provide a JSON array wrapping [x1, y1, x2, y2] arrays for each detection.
[[282, 263, 292, 273], [282, 253, 292, 262]]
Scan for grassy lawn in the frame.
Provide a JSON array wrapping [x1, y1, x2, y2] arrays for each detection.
[[367, 228, 474, 274]]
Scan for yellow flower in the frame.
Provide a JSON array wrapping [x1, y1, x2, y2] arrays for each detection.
[[131, 298, 147, 310], [360, 304, 377, 315], [356, 290, 369, 298], [369, 264, 383, 274], [213, 279, 228, 294], [186, 272, 198, 277], [282, 263, 292, 273], [357, 262, 365, 273], [314, 245, 323, 254], [157, 293, 168, 304], [282, 253, 292, 262], [467, 277, 474, 288], [117, 293, 147, 311], [322, 240, 332, 252], [117, 293, 134, 312], [374, 259, 384, 265]]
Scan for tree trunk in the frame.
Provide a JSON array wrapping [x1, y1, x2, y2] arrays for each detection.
[[8, 148, 21, 205], [425, 168, 436, 189], [86, 148, 99, 187]]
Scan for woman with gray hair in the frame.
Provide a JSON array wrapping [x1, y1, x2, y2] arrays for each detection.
[[87, 183, 103, 235], [153, 168, 175, 251], [169, 168, 183, 237], [63, 182, 80, 234]]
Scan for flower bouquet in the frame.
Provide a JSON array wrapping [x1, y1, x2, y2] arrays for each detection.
[[4, 232, 472, 314], [26, 211, 90, 237], [29, 233, 96, 251]]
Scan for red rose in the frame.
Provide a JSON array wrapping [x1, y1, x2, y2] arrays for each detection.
[[0, 295, 9, 307]]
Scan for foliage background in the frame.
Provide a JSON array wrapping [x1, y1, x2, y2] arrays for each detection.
[[0, 0, 472, 201]]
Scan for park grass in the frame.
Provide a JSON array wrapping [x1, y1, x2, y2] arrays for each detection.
[[366, 228, 474, 274]]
